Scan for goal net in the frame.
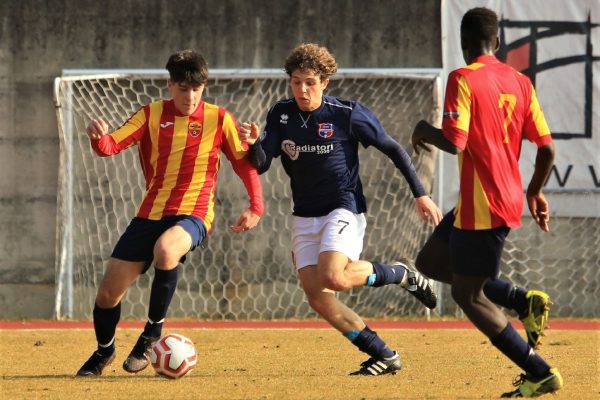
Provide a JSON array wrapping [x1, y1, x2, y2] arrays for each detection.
[[54, 69, 444, 320]]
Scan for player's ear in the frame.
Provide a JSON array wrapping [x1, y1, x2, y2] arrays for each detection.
[[321, 78, 330, 90]]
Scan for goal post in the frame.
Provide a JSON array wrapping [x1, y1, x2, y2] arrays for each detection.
[[53, 68, 444, 320]]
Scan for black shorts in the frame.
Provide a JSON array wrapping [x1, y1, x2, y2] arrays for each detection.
[[111, 215, 206, 273], [431, 210, 510, 277]]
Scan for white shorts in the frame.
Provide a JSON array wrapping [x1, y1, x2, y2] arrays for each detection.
[[291, 208, 367, 270]]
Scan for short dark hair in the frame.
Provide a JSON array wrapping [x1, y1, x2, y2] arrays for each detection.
[[284, 43, 338, 80], [461, 7, 499, 45], [165, 49, 208, 85]]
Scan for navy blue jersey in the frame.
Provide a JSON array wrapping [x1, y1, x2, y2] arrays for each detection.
[[255, 95, 426, 217]]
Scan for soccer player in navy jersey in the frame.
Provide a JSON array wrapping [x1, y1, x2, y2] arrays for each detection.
[[411, 8, 562, 397], [239, 43, 442, 376], [76, 50, 264, 377]]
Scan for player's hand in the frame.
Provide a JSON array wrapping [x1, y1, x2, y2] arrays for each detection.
[[527, 191, 550, 232], [86, 118, 109, 140], [229, 208, 261, 233], [414, 195, 442, 226], [239, 122, 261, 145], [411, 120, 433, 155]]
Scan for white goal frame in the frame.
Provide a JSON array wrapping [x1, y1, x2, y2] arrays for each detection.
[[53, 68, 444, 320]]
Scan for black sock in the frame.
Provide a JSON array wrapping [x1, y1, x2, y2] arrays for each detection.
[[143, 266, 179, 338], [484, 279, 528, 316], [351, 326, 395, 359], [490, 323, 551, 380], [93, 302, 120, 355], [368, 262, 406, 287]]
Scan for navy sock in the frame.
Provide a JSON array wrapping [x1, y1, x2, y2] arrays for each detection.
[[350, 326, 395, 359], [368, 262, 406, 287], [484, 279, 528, 316], [143, 266, 179, 338], [490, 323, 551, 379], [93, 302, 120, 355]]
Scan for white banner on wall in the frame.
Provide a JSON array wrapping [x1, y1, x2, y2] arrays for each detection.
[[441, 0, 600, 217]]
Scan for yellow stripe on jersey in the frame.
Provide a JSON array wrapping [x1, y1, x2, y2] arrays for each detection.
[[465, 62, 484, 71], [222, 112, 246, 161], [177, 115, 220, 216], [529, 88, 551, 137], [112, 108, 147, 144], [147, 115, 189, 219], [473, 169, 492, 229], [456, 76, 472, 133]]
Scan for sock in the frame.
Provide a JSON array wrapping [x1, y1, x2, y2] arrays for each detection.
[[93, 302, 120, 355], [367, 262, 407, 287], [349, 326, 395, 359], [484, 279, 529, 316], [490, 323, 551, 380], [143, 266, 179, 338]]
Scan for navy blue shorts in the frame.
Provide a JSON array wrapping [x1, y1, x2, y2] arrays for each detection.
[[111, 215, 206, 273], [431, 210, 510, 277]]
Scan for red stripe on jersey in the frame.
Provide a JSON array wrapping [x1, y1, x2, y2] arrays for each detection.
[[459, 154, 475, 230], [162, 105, 206, 217], [138, 109, 175, 218], [192, 107, 224, 227], [138, 106, 153, 188]]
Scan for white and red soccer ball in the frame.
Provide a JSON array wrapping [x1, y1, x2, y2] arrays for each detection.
[[150, 333, 197, 379]]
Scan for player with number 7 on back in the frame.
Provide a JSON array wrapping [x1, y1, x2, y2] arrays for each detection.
[[76, 49, 264, 377], [411, 7, 562, 398], [239, 43, 442, 376]]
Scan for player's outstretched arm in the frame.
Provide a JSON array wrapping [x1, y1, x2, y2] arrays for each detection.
[[526, 143, 555, 232], [411, 120, 460, 155], [87, 117, 120, 157], [414, 195, 442, 226], [229, 208, 261, 233]]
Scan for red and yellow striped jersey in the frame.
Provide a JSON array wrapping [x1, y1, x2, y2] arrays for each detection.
[[442, 55, 552, 230], [91, 99, 264, 231]]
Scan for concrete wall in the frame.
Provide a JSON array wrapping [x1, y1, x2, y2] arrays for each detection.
[[0, 0, 441, 318]]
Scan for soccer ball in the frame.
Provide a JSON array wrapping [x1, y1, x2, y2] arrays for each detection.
[[150, 333, 197, 379]]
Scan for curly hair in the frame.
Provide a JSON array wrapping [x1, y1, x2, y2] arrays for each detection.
[[284, 43, 338, 80], [461, 7, 498, 45]]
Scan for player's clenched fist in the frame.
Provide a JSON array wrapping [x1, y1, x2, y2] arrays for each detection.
[[86, 118, 109, 140], [239, 122, 260, 145]]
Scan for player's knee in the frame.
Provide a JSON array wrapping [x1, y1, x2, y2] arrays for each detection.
[[320, 274, 350, 292], [95, 286, 121, 308], [450, 284, 476, 309], [153, 243, 178, 268]]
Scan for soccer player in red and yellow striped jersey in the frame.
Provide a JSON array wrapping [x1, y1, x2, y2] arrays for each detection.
[[410, 8, 562, 397], [77, 50, 264, 377]]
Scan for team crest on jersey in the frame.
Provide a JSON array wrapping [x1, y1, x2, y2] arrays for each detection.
[[318, 123, 334, 139], [188, 121, 203, 137], [280, 114, 289, 124]]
